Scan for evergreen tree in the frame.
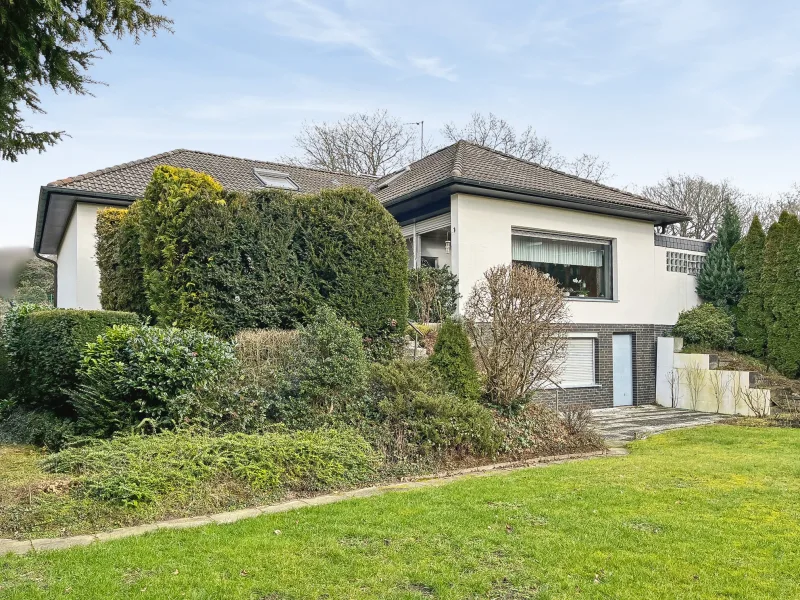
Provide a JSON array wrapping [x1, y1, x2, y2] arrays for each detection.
[[731, 216, 767, 357], [762, 212, 800, 377], [696, 202, 744, 308], [429, 319, 482, 401]]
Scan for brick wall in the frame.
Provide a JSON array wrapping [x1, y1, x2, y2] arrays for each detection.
[[537, 323, 672, 410]]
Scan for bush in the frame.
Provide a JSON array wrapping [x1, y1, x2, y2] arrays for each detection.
[[408, 266, 459, 323], [732, 215, 768, 357], [132, 167, 408, 338], [0, 406, 76, 451], [273, 307, 369, 427], [696, 202, 744, 308], [43, 428, 379, 505], [368, 359, 500, 459], [464, 264, 570, 411], [4, 306, 139, 413], [96, 205, 149, 315], [70, 325, 237, 437], [429, 319, 481, 401], [672, 303, 734, 350]]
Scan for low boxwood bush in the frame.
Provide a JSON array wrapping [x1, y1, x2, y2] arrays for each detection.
[[70, 324, 237, 437], [672, 303, 735, 350], [42, 428, 380, 505], [4, 306, 139, 413]]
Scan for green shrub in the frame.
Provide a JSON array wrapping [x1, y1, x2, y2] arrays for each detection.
[[429, 319, 481, 401], [408, 266, 459, 323], [0, 406, 76, 451], [270, 307, 369, 428], [672, 303, 735, 350], [70, 324, 237, 437], [4, 307, 139, 413], [762, 212, 800, 377], [367, 358, 499, 459], [234, 329, 299, 389], [42, 428, 380, 505], [96, 205, 149, 315]]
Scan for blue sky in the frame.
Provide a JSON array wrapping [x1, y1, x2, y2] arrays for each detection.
[[2, 0, 800, 248]]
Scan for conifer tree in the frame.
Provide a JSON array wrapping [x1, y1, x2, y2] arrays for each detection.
[[762, 212, 800, 377], [430, 319, 482, 401], [696, 202, 744, 308], [731, 216, 767, 356]]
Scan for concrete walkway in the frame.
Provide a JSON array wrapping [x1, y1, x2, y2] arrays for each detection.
[[590, 405, 729, 443], [0, 448, 622, 556]]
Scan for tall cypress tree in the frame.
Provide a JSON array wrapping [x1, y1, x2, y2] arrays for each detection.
[[762, 212, 800, 377], [696, 203, 744, 308], [731, 215, 767, 357]]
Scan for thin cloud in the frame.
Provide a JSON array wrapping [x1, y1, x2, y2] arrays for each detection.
[[706, 123, 766, 142], [408, 56, 457, 81]]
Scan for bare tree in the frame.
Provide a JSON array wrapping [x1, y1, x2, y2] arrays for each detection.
[[569, 153, 611, 184], [283, 110, 415, 176], [665, 368, 682, 408], [464, 264, 570, 410], [753, 183, 800, 228], [640, 175, 747, 239], [441, 112, 566, 169], [684, 360, 706, 411], [708, 370, 731, 413]]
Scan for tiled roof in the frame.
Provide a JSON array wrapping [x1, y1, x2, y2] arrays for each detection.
[[46, 141, 684, 220], [370, 140, 686, 217], [48, 149, 376, 197]]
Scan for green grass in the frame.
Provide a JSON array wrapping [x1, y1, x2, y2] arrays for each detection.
[[1, 425, 799, 599]]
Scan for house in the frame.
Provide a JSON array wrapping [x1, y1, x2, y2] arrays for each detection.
[[33, 140, 709, 409]]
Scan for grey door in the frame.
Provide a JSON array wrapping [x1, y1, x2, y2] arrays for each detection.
[[612, 334, 634, 406]]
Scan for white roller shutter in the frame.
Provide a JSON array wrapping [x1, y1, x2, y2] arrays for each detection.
[[560, 338, 595, 387], [401, 213, 451, 237]]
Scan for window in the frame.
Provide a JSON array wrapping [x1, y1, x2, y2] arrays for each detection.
[[512, 230, 612, 299], [253, 168, 299, 191], [559, 337, 596, 387]]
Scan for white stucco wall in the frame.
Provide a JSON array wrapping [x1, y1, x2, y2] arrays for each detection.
[[450, 193, 684, 324], [56, 203, 102, 309], [652, 246, 704, 324]]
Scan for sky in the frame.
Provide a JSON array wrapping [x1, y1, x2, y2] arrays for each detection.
[[2, 0, 800, 249]]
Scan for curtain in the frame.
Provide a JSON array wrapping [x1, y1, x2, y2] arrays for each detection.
[[512, 235, 605, 268]]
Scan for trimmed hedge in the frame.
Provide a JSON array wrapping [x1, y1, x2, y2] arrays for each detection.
[[106, 166, 408, 337], [672, 303, 734, 350], [5, 308, 139, 413], [96, 205, 148, 315]]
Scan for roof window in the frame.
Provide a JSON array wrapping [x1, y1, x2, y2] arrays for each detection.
[[253, 168, 299, 190]]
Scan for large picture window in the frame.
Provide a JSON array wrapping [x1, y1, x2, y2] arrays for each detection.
[[512, 230, 612, 299]]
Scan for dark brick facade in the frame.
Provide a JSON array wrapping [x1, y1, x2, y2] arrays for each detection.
[[538, 323, 672, 410]]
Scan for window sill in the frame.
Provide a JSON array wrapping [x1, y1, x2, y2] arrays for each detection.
[[541, 383, 601, 390], [564, 297, 618, 303]]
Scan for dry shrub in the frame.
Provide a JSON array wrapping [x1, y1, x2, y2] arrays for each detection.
[[464, 264, 570, 410], [561, 405, 593, 436], [234, 329, 299, 388]]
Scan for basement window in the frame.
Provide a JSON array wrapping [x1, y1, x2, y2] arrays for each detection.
[[253, 168, 299, 191], [559, 337, 597, 388]]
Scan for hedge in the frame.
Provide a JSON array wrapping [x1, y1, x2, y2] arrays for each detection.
[[96, 205, 148, 315], [117, 166, 408, 337], [672, 303, 734, 350], [4, 308, 139, 413], [731, 215, 767, 357]]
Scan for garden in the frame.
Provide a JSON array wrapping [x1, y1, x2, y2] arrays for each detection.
[[670, 204, 800, 421], [0, 166, 600, 540]]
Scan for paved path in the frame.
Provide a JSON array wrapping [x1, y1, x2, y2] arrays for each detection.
[[590, 405, 729, 443]]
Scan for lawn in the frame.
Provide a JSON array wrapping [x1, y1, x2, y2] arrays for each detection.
[[1, 425, 799, 599]]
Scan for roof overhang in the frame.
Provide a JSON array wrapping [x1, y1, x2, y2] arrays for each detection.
[[34, 186, 136, 254], [383, 177, 689, 227]]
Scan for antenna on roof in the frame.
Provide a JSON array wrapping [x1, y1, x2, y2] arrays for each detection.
[[405, 120, 424, 160]]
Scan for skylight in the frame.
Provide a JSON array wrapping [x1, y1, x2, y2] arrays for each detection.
[[253, 168, 299, 191]]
